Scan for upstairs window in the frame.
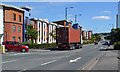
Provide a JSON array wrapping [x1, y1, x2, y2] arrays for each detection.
[[13, 14, 16, 21], [19, 26, 21, 32], [13, 25, 15, 32], [19, 15, 21, 22]]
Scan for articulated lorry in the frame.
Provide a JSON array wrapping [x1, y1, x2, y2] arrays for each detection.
[[56, 26, 83, 50]]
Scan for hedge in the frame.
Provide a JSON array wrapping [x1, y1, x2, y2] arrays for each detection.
[[114, 42, 120, 50], [83, 41, 94, 44], [20, 42, 57, 49]]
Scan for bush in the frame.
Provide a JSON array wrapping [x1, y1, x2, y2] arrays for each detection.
[[114, 42, 120, 50], [20, 42, 57, 49], [83, 41, 94, 44]]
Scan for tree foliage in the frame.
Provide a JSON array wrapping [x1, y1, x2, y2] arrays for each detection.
[[111, 28, 120, 42], [49, 29, 56, 40], [25, 24, 38, 44]]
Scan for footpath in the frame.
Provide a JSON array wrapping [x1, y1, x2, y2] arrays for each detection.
[[92, 46, 119, 70]]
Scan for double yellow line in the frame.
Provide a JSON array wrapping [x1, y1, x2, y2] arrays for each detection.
[[79, 51, 105, 70]]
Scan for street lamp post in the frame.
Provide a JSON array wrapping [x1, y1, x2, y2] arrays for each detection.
[[75, 14, 81, 24], [65, 7, 73, 20]]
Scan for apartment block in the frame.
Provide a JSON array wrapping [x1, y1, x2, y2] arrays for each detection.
[[21, 6, 32, 42], [49, 22, 57, 43], [88, 31, 92, 39], [82, 30, 87, 40], [1, 4, 24, 42], [0, 5, 4, 44]]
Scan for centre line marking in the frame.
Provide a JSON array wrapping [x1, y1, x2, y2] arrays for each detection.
[[41, 60, 56, 66], [70, 57, 82, 63], [2, 60, 17, 64]]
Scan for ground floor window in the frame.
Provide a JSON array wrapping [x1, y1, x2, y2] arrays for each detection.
[[13, 37, 15, 41], [18, 37, 21, 42]]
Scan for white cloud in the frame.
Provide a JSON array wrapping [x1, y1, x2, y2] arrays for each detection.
[[92, 16, 111, 19], [103, 11, 111, 13]]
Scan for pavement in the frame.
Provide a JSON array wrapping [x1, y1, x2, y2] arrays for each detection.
[[91, 45, 119, 70]]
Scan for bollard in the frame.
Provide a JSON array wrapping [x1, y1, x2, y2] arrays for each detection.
[[1, 45, 5, 54]]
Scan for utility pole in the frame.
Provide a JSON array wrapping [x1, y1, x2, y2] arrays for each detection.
[[75, 14, 81, 24], [65, 7, 73, 20], [116, 14, 118, 28]]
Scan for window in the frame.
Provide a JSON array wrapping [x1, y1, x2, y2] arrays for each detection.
[[13, 25, 15, 32], [13, 14, 16, 21], [14, 42, 20, 45], [18, 37, 21, 42], [66, 22, 68, 26], [44, 24, 45, 29], [13, 37, 15, 41], [19, 26, 21, 32], [19, 15, 21, 22]]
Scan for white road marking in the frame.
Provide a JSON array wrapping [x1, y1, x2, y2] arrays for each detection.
[[70, 57, 82, 63], [41, 60, 56, 66], [2, 60, 17, 64], [101, 47, 103, 48]]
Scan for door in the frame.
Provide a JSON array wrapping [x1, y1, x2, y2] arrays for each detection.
[[7, 42, 15, 51], [13, 42, 21, 51]]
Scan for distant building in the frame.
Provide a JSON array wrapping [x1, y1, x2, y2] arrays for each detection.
[[1, 4, 24, 42], [88, 31, 92, 39], [82, 30, 87, 40]]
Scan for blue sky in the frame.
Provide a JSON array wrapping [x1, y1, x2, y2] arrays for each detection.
[[3, 2, 118, 33]]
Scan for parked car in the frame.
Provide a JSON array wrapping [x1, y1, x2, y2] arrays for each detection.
[[2, 41, 29, 52], [94, 42, 98, 45], [103, 41, 108, 45]]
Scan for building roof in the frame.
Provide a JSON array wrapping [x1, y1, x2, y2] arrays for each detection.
[[0, 3, 25, 12], [53, 20, 73, 26], [49, 22, 57, 26], [53, 20, 72, 23], [20, 6, 32, 10], [30, 18, 38, 21], [43, 19, 49, 23]]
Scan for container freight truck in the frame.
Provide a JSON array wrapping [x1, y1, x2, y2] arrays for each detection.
[[56, 27, 83, 50]]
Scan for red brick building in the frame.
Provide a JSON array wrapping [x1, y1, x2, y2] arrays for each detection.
[[3, 4, 24, 42], [88, 31, 92, 39]]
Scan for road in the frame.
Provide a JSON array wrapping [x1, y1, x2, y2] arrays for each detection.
[[2, 43, 106, 71]]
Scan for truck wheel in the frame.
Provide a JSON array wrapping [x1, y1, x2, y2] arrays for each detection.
[[69, 46, 73, 50], [73, 46, 75, 50]]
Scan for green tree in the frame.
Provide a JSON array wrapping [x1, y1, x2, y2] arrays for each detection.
[[49, 29, 56, 40], [111, 28, 120, 42], [25, 24, 38, 44]]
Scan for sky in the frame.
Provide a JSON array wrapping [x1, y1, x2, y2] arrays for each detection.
[[2, 2, 118, 33]]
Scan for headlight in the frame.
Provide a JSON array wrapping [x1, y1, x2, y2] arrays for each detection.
[[26, 46, 29, 48]]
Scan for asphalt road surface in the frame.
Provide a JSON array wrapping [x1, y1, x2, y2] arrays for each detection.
[[2, 43, 106, 71]]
